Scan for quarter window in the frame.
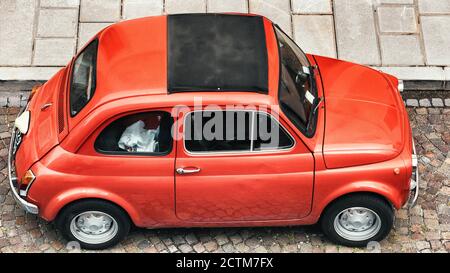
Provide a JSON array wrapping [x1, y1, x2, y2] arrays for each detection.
[[95, 111, 173, 155], [184, 111, 294, 153], [70, 40, 98, 117]]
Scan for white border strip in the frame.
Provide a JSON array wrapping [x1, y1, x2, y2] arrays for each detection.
[[0, 67, 61, 81], [372, 66, 446, 81]]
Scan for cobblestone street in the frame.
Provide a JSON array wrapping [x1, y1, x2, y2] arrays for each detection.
[[0, 105, 448, 253]]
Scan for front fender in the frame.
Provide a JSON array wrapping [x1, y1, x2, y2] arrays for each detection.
[[315, 181, 404, 214]]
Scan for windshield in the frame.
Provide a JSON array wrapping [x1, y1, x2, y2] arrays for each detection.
[[274, 26, 318, 137], [70, 39, 98, 117]]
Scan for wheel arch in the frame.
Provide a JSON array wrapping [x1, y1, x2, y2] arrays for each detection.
[[314, 182, 402, 222], [318, 191, 395, 247], [319, 191, 393, 220], [40, 189, 142, 226]]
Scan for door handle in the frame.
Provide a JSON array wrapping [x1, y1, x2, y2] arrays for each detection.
[[176, 167, 201, 175]]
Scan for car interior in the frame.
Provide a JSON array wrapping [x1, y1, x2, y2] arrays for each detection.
[[94, 111, 173, 154]]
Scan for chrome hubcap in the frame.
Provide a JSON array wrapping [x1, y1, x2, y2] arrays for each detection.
[[333, 207, 381, 241], [70, 211, 118, 244]]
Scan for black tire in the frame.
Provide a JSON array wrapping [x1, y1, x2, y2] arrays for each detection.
[[56, 199, 131, 250], [320, 194, 394, 247]]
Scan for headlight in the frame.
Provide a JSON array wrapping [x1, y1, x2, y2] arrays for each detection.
[[398, 80, 404, 92]]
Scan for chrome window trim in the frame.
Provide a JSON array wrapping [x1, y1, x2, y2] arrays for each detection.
[[182, 109, 297, 156], [249, 111, 255, 152]]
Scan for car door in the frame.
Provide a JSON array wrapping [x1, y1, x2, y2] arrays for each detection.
[[77, 108, 176, 226], [175, 108, 314, 222]]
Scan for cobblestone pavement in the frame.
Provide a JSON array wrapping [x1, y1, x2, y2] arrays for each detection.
[[0, 106, 449, 253]]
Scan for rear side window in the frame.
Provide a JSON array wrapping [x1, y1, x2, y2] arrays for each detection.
[[70, 40, 98, 117], [95, 111, 173, 155], [184, 111, 294, 153]]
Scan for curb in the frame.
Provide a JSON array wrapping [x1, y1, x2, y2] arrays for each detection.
[[0, 80, 449, 108], [404, 98, 449, 108]]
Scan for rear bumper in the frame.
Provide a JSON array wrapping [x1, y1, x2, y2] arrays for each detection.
[[8, 120, 39, 214]]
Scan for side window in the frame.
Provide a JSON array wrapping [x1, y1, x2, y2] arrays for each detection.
[[184, 111, 252, 153], [184, 111, 294, 153], [95, 111, 173, 155]]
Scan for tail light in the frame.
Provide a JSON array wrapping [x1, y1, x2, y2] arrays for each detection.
[[28, 84, 42, 101], [19, 170, 36, 197]]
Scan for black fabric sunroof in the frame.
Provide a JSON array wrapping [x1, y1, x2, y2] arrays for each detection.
[[167, 14, 268, 93]]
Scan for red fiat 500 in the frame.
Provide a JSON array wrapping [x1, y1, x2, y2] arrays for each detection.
[[8, 14, 418, 249]]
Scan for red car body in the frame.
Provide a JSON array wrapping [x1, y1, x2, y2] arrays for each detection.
[[9, 14, 417, 247]]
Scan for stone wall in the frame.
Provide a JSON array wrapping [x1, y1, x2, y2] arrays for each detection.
[[0, 0, 449, 84]]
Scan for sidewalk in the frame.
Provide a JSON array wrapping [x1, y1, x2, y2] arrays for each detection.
[[0, 0, 450, 83]]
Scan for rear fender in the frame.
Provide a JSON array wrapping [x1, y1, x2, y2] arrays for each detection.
[[40, 188, 142, 226]]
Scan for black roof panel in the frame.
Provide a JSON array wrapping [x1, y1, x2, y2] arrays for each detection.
[[167, 14, 268, 93]]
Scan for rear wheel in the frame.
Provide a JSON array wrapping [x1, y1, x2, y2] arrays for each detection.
[[56, 200, 130, 250], [320, 194, 394, 247]]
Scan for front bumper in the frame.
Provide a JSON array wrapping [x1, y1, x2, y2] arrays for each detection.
[[406, 138, 419, 208], [7, 120, 39, 214]]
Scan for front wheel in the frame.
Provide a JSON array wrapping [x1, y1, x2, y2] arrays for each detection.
[[320, 194, 394, 247], [56, 200, 131, 250]]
